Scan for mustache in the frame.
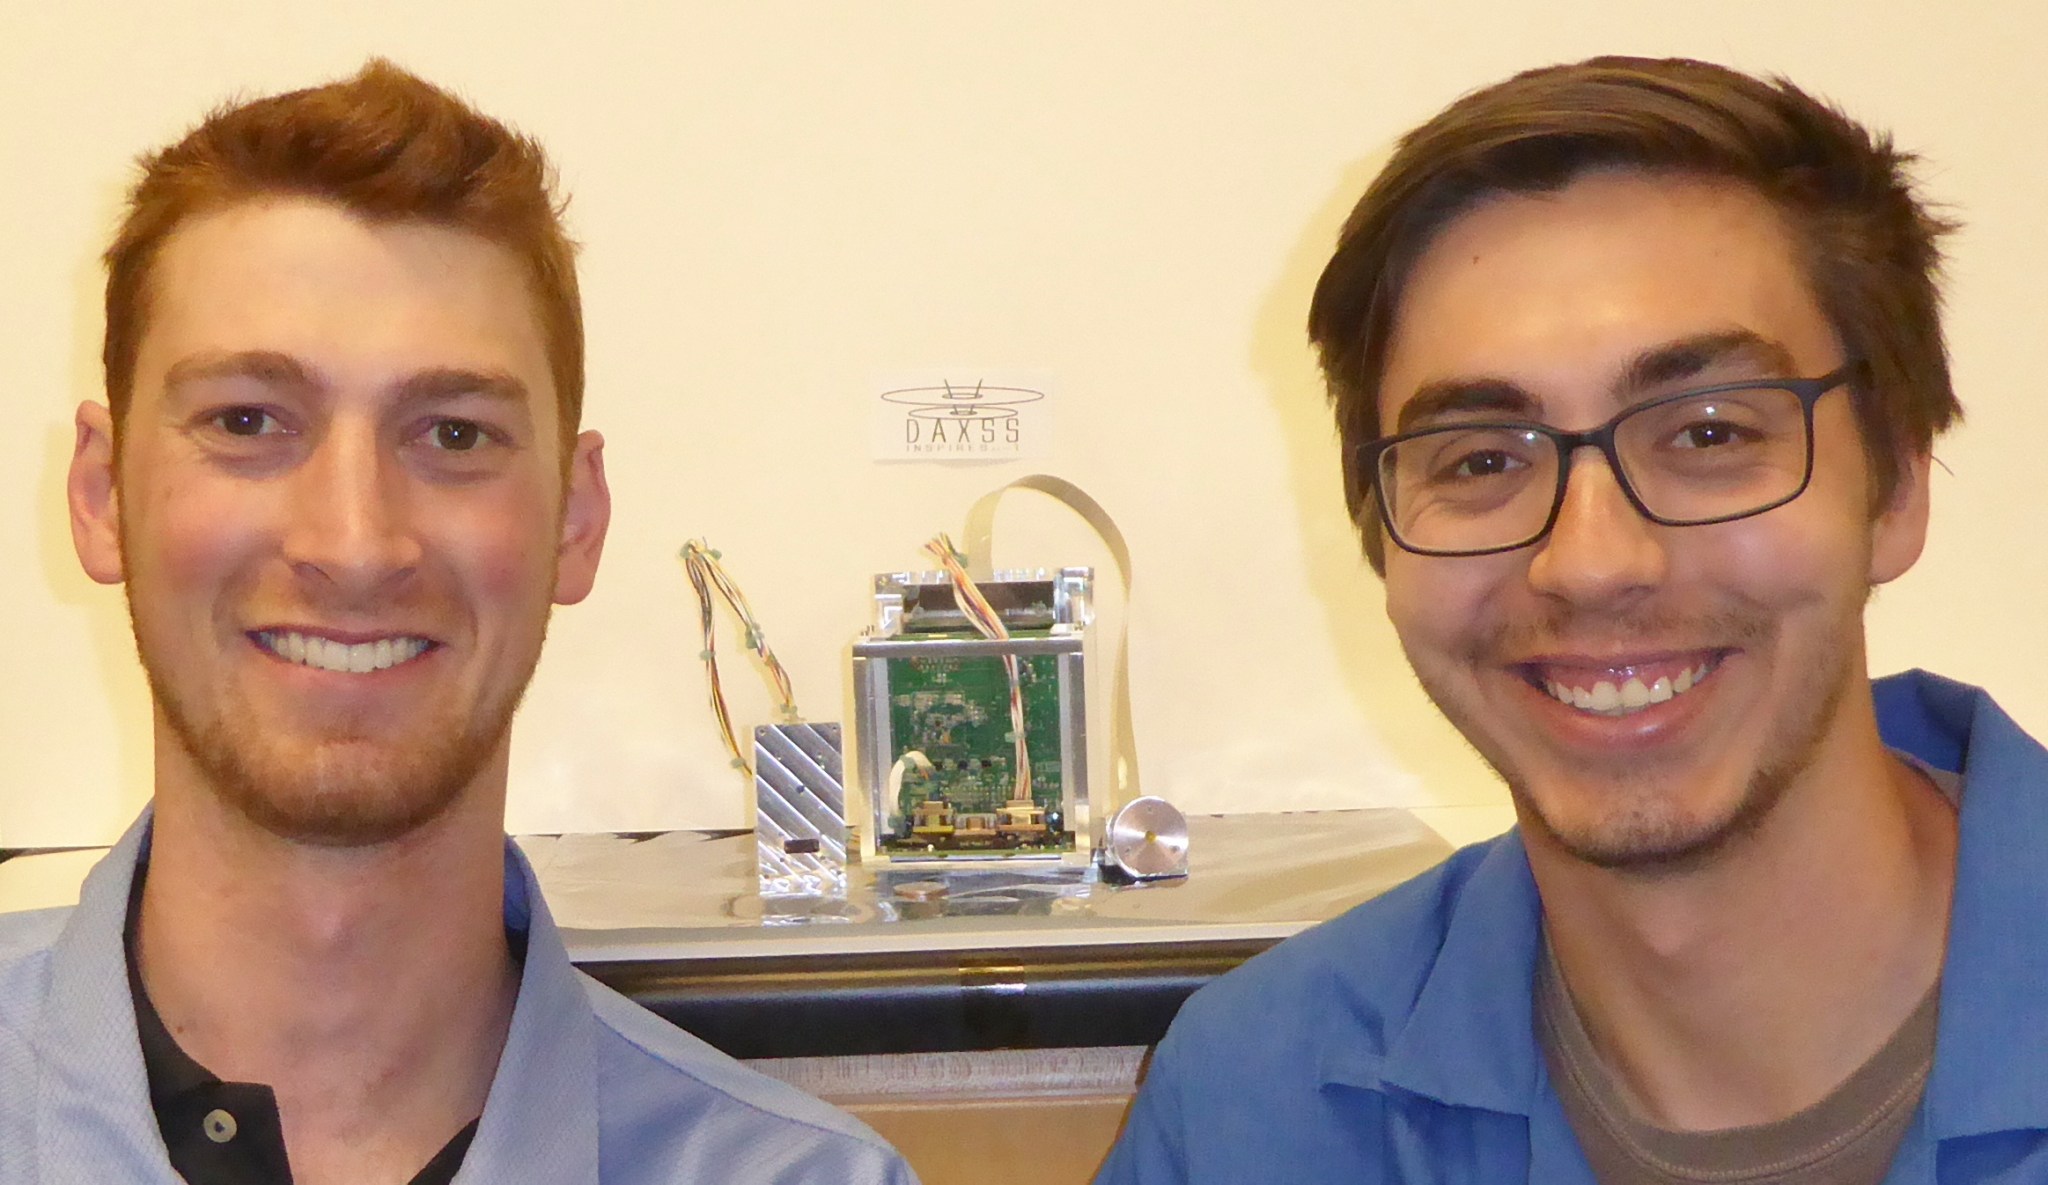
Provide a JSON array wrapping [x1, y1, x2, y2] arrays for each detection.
[[1466, 603, 1772, 661]]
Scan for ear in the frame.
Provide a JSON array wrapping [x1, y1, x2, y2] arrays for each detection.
[[1869, 450, 1931, 586], [552, 429, 611, 606], [69, 402, 125, 585]]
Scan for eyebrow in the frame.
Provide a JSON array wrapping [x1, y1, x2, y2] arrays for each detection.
[[392, 367, 532, 412], [160, 351, 530, 413], [162, 350, 319, 399], [1390, 330, 1802, 435], [1392, 378, 1534, 433], [1618, 330, 1798, 393]]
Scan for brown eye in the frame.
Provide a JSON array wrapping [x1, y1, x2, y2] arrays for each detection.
[[1672, 420, 1762, 450], [1682, 422, 1736, 448], [432, 419, 483, 451], [1450, 449, 1519, 478], [217, 407, 272, 436]]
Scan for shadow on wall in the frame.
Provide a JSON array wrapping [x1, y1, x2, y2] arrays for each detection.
[[1244, 146, 1496, 805]]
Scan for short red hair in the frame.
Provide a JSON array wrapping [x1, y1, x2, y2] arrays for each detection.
[[103, 58, 582, 451]]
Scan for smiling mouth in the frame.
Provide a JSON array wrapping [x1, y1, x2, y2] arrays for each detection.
[[253, 630, 434, 675], [1530, 655, 1725, 718]]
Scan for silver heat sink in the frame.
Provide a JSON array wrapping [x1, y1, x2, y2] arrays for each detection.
[[755, 722, 849, 898]]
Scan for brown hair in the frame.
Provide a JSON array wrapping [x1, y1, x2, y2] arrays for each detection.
[[103, 58, 582, 451], [1308, 56, 1959, 572]]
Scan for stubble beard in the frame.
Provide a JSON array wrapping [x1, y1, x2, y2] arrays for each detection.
[[1410, 598, 1857, 878], [131, 606, 548, 850]]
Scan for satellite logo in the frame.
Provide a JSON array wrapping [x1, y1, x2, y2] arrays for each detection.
[[875, 378, 1049, 460]]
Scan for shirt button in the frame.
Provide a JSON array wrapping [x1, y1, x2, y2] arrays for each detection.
[[203, 1108, 237, 1143]]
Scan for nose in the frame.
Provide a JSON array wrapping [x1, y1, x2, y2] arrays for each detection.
[[279, 422, 421, 599], [1524, 447, 1667, 604]]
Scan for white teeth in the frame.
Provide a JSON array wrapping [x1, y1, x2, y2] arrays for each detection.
[[258, 631, 428, 674], [1545, 659, 1717, 717]]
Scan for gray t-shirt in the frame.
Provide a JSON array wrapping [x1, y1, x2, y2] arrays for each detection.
[[1537, 759, 1957, 1184], [1538, 940, 1936, 1185]]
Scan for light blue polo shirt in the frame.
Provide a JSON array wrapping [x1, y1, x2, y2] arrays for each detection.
[[0, 817, 918, 1184]]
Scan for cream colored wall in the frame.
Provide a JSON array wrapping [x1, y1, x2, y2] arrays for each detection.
[[4, 1, 2043, 847]]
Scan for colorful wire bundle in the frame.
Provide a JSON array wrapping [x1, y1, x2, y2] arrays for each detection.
[[680, 540, 800, 778], [923, 533, 1031, 800]]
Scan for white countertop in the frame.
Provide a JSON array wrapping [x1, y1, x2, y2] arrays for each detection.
[[0, 808, 1487, 960]]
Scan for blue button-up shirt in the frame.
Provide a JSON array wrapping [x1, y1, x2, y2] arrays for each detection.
[[1097, 670, 2048, 1183], [0, 816, 918, 1184]]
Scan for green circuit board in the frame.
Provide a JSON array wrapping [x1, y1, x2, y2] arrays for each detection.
[[881, 633, 1073, 856]]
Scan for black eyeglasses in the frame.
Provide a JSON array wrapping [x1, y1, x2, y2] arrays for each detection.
[[1359, 364, 1860, 557]]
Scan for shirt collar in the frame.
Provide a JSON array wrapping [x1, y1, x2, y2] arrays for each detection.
[[35, 810, 176, 1178], [122, 840, 481, 1185], [1878, 670, 2048, 1140], [1318, 833, 1546, 1115], [34, 810, 605, 1184], [1314, 668, 2048, 1138], [121, 830, 218, 1109], [450, 839, 601, 1183]]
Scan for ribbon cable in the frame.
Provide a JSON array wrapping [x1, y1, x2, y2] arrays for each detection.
[[960, 475, 1140, 813]]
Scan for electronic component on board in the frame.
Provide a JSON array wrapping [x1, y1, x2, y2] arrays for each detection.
[[852, 562, 1094, 865]]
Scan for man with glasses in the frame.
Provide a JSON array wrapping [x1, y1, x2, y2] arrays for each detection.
[[1099, 57, 2038, 1184]]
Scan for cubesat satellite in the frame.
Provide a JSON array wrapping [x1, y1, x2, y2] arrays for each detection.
[[852, 567, 1094, 865]]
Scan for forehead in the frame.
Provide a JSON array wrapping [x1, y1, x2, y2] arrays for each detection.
[[134, 197, 556, 418], [1376, 170, 1841, 425]]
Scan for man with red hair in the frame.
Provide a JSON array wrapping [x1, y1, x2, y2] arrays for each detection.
[[0, 61, 913, 1184]]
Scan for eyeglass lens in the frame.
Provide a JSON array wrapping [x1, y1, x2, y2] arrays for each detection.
[[1378, 384, 1812, 554]]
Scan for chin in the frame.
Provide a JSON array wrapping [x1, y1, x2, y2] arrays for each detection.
[[175, 721, 507, 848], [1514, 778, 1785, 877], [223, 763, 475, 848]]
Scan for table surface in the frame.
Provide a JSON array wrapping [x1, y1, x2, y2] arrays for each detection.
[[1, 810, 1457, 959], [548, 809, 1455, 1057], [527, 809, 1452, 960], [0, 810, 1461, 1059]]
